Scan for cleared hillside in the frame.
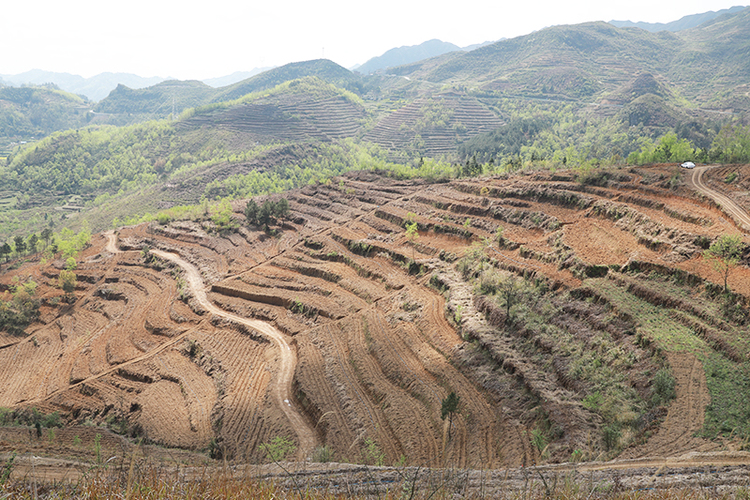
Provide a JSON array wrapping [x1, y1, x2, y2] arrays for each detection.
[[2, 164, 749, 468]]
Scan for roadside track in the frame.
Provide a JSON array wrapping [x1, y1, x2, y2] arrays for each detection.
[[689, 166, 750, 232], [109, 232, 317, 460]]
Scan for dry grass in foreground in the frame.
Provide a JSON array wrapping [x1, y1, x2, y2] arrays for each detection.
[[2, 460, 750, 500]]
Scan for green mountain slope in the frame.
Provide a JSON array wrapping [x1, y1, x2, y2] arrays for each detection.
[[93, 80, 217, 122], [389, 22, 681, 99], [0, 85, 91, 144], [609, 6, 746, 32], [90, 60, 361, 126], [0, 77, 380, 235], [3, 9, 750, 238], [390, 9, 750, 107], [212, 59, 360, 102]]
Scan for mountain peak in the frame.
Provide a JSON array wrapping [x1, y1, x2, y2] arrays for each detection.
[[355, 39, 462, 74]]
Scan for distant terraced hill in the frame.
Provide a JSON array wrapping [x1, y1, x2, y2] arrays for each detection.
[[364, 93, 502, 160], [179, 84, 366, 144], [92, 60, 362, 125], [212, 59, 361, 103], [390, 8, 750, 109]]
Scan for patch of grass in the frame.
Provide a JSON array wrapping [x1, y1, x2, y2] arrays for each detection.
[[586, 278, 708, 354], [702, 354, 750, 440], [0, 194, 17, 210], [262, 435, 297, 462], [586, 274, 750, 442]]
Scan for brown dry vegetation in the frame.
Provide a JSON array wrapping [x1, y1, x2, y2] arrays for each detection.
[[1, 164, 750, 481]]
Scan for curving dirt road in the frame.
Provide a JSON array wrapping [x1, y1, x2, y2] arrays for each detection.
[[620, 353, 718, 460], [107, 232, 317, 459], [689, 166, 750, 232]]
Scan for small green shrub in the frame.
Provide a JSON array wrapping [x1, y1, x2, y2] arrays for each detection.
[[603, 424, 621, 451], [312, 445, 334, 463], [651, 368, 676, 406], [157, 212, 171, 225], [362, 437, 385, 466], [263, 436, 296, 462]]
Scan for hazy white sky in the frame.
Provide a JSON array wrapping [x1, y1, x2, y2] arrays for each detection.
[[1, 0, 746, 80]]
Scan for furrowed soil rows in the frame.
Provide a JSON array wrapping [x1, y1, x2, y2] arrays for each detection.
[[621, 352, 719, 459], [2, 165, 750, 472]]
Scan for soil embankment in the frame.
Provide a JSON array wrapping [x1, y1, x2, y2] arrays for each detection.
[[3, 166, 750, 473]]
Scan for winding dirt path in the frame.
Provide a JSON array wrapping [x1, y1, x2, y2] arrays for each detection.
[[689, 166, 750, 232], [621, 352, 718, 459], [108, 232, 317, 459]]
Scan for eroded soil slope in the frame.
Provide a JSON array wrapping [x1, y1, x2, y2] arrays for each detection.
[[1, 164, 749, 467]]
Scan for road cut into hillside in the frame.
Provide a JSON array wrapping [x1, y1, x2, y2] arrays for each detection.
[[690, 166, 750, 232], [142, 241, 318, 460]]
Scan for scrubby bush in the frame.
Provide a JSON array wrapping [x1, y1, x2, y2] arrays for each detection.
[[262, 436, 296, 462], [651, 368, 676, 406], [0, 281, 40, 335]]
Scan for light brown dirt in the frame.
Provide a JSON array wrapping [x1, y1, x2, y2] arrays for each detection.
[[148, 245, 317, 460], [3, 165, 750, 473], [690, 165, 750, 232], [620, 352, 719, 460]]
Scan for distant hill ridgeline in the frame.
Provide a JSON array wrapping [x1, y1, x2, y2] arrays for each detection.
[[387, 9, 750, 107], [92, 60, 362, 126]]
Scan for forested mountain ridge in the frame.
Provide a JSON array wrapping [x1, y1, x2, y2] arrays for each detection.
[[0, 85, 91, 145], [93, 80, 218, 124], [0, 76, 383, 234], [89, 60, 363, 126], [4, 7, 749, 144], [609, 5, 746, 32], [388, 8, 750, 109]]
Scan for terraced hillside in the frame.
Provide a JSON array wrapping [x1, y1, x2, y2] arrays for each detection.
[[364, 94, 502, 160], [390, 9, 750, 111], [1, 164, 749, 468], [179, 90, 366, 144]]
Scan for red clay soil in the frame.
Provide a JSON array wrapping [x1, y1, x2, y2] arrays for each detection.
[[2, 165, 750, 470]]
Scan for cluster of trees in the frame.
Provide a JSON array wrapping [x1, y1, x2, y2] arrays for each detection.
[[1, 227, 90, 265], [704, 233, 745, 293], [628, 125, 750, 165], [458, 155, 488, 177], [244, 197, 290, 228], [0, 228, 55, 263], [0, 85, 90, 144], [202, 140, 387, 201], [2, 123, 182, 195], [0, 280, 40, 335], [455, 97, 750, 171]]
